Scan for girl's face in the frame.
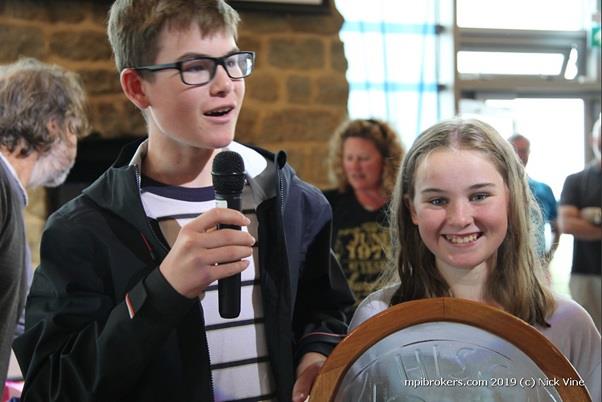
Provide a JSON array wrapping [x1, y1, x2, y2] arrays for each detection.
[[342, 137, 384, 192], [409, 148, 509, 274]]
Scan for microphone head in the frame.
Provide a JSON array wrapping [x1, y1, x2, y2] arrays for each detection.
[[212, 151, 246, 194]]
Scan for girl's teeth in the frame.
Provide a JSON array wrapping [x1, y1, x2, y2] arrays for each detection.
[[446, 234, 478, 244]]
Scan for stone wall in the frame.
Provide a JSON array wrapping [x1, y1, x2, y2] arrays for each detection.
[[0, 0, 349, 266]]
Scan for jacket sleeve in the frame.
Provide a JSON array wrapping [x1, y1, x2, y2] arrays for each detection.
[[12, 211, 195, 402], [291, 186, 355, 362]]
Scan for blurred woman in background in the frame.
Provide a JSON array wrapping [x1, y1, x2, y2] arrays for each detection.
[[324, 118, 404, 307]]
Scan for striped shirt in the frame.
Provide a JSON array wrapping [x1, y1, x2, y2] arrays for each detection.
[[139, 145, 276, 402]]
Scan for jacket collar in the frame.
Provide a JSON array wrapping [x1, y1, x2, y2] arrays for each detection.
[[81, 138, 293, 239]]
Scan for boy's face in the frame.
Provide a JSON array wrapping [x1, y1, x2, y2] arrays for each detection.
[[142, 23, 245, 151]]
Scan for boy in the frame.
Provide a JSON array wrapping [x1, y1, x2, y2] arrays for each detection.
[[14, 1, 354, 401]]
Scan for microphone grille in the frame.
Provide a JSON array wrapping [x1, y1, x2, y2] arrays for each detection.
[[212, 151, 246, 194]]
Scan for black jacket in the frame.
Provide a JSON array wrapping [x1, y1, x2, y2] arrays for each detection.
[[14, 141, 354, 402]]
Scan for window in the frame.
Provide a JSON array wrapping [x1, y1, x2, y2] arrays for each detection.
[[457, 0, 590, 31]]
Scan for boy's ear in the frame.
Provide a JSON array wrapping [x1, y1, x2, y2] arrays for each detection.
[[120, 68, 150, 109], [405, 196, 419, 224]]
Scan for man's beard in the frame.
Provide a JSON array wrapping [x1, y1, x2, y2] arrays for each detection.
[[29, 139, 76, 188]]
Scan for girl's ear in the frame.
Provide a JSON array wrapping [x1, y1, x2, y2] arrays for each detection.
[[120, 68, 150, 109], [405, 196, 419, 225]]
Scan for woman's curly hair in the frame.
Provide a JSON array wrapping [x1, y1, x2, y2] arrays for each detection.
[[328, 118, 405, 195]]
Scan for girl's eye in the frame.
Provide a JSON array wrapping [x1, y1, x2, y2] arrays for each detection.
[[471, 192, 490, 201], [429, 198, 447, 206]]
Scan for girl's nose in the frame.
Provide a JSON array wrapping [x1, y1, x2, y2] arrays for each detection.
[[447, 200, 473, 227]]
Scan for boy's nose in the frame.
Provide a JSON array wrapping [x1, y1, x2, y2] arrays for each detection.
[[209, 65, 232, 96]]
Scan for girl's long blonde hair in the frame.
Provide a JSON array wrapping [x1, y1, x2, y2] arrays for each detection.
[[388, 118, 554, 326]]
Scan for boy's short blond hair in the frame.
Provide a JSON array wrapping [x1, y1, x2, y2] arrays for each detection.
[[107, 0, 240, 72]]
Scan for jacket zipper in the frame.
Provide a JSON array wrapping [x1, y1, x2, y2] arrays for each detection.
[[133, 165, 169, 258], [134, 164, 215, 400]]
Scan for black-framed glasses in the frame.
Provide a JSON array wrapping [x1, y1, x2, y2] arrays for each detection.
[[133, 51, 255, 86]]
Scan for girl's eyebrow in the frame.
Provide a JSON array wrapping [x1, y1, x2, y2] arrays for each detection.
[[419, 182, 496, 195]]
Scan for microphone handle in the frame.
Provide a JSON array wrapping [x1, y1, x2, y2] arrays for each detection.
[[216, 194, 242, 319]]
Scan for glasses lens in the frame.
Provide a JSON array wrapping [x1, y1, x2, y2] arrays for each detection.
[[225, 53, 254, 79], [181, 58, 214, 85]]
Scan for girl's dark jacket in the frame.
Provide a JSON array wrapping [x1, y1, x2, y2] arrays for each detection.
[[13, 140, 355, 402]]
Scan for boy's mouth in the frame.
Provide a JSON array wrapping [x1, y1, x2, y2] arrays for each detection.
[[204, 106, 233, 117]]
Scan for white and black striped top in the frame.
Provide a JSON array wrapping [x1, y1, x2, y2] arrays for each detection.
[[138, 146, 276, 402]]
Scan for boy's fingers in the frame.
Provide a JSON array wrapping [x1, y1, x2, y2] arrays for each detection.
[[186, 208, 250, 233], [197, 246, 254, 267], [209, 259, 249, 281]]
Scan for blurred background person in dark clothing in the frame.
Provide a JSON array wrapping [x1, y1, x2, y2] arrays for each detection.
[[558, 114, 602, 332], [0, 57, 88, 390], [324, 118, 404, 306]]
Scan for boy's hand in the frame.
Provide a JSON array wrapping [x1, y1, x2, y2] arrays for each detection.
[[292, 352, 326, 402], [159, 207, 255, 298]]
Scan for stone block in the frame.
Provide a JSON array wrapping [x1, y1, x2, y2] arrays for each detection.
[[50, 30, 112, 61], [0, 24, 46, 61], [288, 13, 343, 35], [239, 12, 291, 34], [247, 72, 279, 102], [122, 100, 147, 136], [268, 38, 324, 70], [237, 35, 263, 55], [330, 39, 347, 72], [315, 74, 348, 106], [2, 0, 87, 23], [78, 68, 122, 95], [286, 75, 311, 104], [236, 106, 260, 144], [261, 108, 344, 142], [90, 2, 111, 26], [89, 98, 144, 138]]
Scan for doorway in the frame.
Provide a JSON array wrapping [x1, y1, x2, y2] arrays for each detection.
[[460, 97, 585, 296]]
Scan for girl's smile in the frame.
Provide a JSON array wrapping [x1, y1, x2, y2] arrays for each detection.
[[409, 148, 510, 275]]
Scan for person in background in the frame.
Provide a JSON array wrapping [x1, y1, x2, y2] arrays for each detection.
[[0, 57, 89, 391], [350, 118, 600, 400], [508, 133, 559, 265], [13, 1, 354, 402], [324, 118, 404, 307], [558, 114, 602, 332]]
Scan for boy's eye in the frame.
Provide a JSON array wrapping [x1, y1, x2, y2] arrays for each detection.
[[183, 59, 211, 73]]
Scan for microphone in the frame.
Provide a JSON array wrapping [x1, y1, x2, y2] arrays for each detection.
[[211, 150, 246, 319]]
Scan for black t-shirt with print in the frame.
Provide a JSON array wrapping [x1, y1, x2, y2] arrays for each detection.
[[324, 189, 391, 305]]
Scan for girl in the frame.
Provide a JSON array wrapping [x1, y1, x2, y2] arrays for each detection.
[[350, 118, 600, 400]]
